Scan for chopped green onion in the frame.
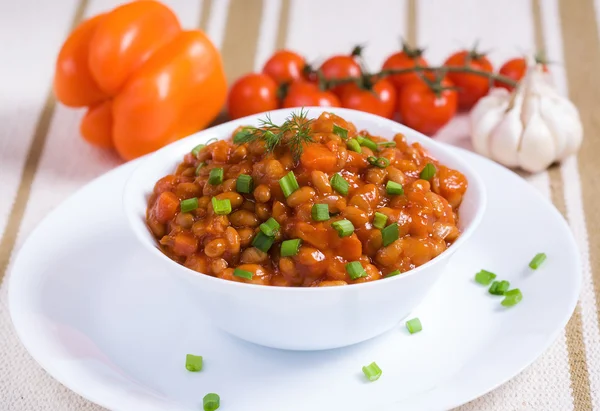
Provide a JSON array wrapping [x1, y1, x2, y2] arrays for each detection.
[[180, 197, 199, 213], [385, 269, 401, 278], [208, 168, 224, 185], [311, 204, 330, 221], [489, 280, 510, 295], [362, 362, 382, 382], [330, 173, 349, 196], [377, 141, 396, 149], [195, 162, 205, 176], [279, 171, 299, 198], [211, 197, 232, 215], [233, 128, 252, 143], [260, 217, 280, 236], [236, 174, 254, 194], [332, 219, 354, 237], [203, 393, 220, 411], [281, 239, 302, 257], [185, 354, 203, 372], [191, 144, 205, 157], [252, 232, 274, 252], [347, 138, 362, 153], [367, 156, 390, 168], [357, 135, 378, 151], [346, 261, 367, 280], [529, 253, 547, 269], [333, 124, 348, 139], [475, 269, 497, 285], [381, 223, 399, 247], [373, 212, 388, 229], [406, 318, 422, 334], [386, 180, 404, 195], [419, 162, 436, 180], [233, 268, 253, 280], [501, 288, 523, 307]]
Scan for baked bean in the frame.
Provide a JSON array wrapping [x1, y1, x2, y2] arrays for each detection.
[[254, 184, 271, 203], [286, 186, 315, 207], [225, 227, 241, 254], [365, 168, 387, 185], [342, 205, 370, 227], [311, 171, 332, 194], [387, 167, 406, 185], [320, 194, 346, 213], [215, 192, 244, 209], [176, 182, 201, 199], [241, 247, 268, 264], [175, 212, 194, 229], [272, 201, 289, 223], [229, 210, 259, 227], [256, 203, 271, 221], [265, 159, 285, 179], [237, 227, 255, 247], [231, 145, 247, 162], [205, 238, 226, 258], [221, 178, 237, 192], [241, 200, 256, 212], [210, 258, 228, 274], [198, 196, 211, 208]]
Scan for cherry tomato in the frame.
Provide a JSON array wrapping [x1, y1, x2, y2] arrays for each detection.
[[319, 49, 362, 97], [227, 73, 279, 119], [398, 80, 457, 136], [262, 50, 306, 85], [494, 57, 549, 90], [444, 49, 493, 110], [382, 44, 428, 93], [339, 78, 397, 119], [282, 81, 340, 108]]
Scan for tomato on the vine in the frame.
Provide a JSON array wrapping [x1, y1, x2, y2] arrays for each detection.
[[444, 48, 493, 110], [382, 43, 428, 93], [262, 50, 306, 85], [282, 81, 341, 108], [227, 73, 279, 119], [319, 46, 363, 97], [340, 78, 396, 119], [398, 79, 457, 136], [494, 57, 549, 90]]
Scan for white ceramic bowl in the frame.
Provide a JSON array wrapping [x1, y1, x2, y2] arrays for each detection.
[[123, 107, 486, 350]]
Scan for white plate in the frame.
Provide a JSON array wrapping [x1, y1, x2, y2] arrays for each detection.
[[9, 146, 580, 411]]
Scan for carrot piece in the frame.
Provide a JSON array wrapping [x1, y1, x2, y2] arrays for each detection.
[[300, 144, 338, 172], [334, 234, 363, 261], [172, 232, 198, 256], [294, 222, 328, 250], [154, 191, 179, 223]]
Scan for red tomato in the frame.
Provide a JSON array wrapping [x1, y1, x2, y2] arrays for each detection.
[[319, 49, 362, 97], [494, 57, 549, 90], [227, 73, 279, 119], [382, 45, 428, 93], [444, 50, 493, 110], [340, 78, 397, 119], [282, 81, 341, 108], [262, 50, 306, 85], [398, 80, 457, 136]]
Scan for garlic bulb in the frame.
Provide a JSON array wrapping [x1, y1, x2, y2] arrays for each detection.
[[470, 65, 582, 173]]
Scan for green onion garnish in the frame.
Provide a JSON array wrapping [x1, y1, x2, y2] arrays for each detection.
[[385, 269, 401, 278], [373, 212, 388, 229], [386, 180, 404, 195], [180, 197, 199, 213], [279, 171, 299, 198], [367, 156, 390, 168], [203, 393, 220, 411], [475, 269, 497, 285], [185, 354, 203, 372], [312, 204, 330, 221], [347, 138, 362, 153], [357, 135, 378, 151], [252, 232, 274, 252], [529, 253, 547, 269], [195, 162, 205, 176], [233, 128, 252, 143], [501, 288, 523, 307], [191, 143, 205, 157], [330, 173, 349, 196], [406, 318, 422, 334], [211, 197, 232, 215], [377, 141, 396, 149], [260, 217, 280, 237], [233, 268, 253, 280], [332, 219, 354, 237], [236, 174, 254, 194], [208, 168, 224, 185], [419, 162, 436, 180], [281, 239, 302, 257], [333, 124, 348, 139], [381, 223, 399, 247], [346, 261, 367, 280], [489, 280, 510, 295], [362, 362, 382, 382]]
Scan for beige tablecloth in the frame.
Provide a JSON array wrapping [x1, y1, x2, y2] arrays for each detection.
[[1, 0, 598, 409]]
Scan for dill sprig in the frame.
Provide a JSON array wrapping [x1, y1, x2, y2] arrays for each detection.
[[233, 109, 314, 161]]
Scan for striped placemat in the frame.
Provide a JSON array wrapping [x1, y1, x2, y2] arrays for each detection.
[[0, 1, 598, 409]]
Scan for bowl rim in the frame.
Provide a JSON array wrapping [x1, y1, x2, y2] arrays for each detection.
[[123, 107, 487, 293]]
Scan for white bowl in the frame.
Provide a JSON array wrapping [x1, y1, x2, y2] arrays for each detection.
[[123, 107, 486, 350]]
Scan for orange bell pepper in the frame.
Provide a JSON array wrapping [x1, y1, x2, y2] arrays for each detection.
[[54, 0, 227, 160]]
